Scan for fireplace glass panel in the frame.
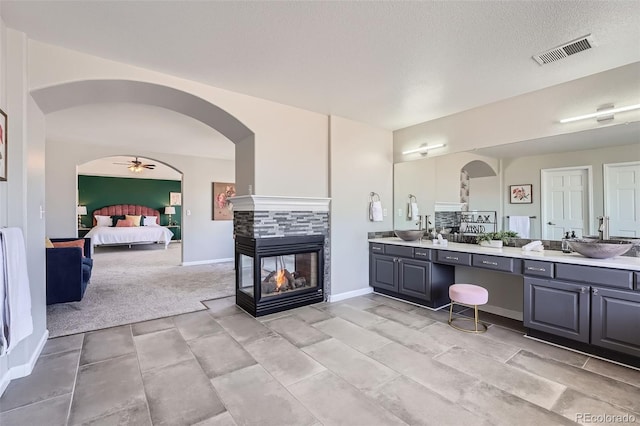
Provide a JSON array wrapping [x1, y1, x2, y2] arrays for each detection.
[[238, 253, 255, 296], [260, 252, 318, 298]]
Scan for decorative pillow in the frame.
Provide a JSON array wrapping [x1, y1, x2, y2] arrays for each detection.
[[125, 215, 142, 227], [95, 215, 112, 227], [110, 215, 125, 227], [45, 237, 54, 248], [116, 219, 134, 227], [52, 239, 85, 257], [143, 216, 158, 226]]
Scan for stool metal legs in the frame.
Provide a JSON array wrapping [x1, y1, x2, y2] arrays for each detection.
[[448, 301, 488, 333]]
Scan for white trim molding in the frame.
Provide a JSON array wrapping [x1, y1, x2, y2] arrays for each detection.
[[0, 329, 49, 397], [327, 286, 373, 303], [229, 195, 331, 212]]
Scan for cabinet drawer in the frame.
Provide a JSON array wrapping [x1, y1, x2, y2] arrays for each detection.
[[523, 260, 554, 278], [555, 264, 633, 290], [385, 245, 414, 258], [636, 272, 640, 291], [370, 243, 385, 254], [472, 254, 519, 273], [436, 250, 472, 266], [414, 248, 432, 261]]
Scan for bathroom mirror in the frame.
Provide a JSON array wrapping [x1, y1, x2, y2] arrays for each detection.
[[393, 122, 640, 239]]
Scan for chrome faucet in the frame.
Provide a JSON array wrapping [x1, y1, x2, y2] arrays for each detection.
[[416, 215, 423, 230], [597, 216, 610, 240]]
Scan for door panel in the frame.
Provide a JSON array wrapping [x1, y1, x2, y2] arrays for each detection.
[[543, 168, 590, 239], [371, 254, 397, 292], [591, 287, 640, 357], [605, 162, 640, 237], [398, 258, 431, 301]]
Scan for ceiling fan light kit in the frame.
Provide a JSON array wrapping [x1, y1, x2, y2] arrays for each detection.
[[113, 157, 156, 173]]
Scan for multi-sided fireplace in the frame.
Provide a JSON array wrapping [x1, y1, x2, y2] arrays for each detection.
[[235, 234, 325, 317]]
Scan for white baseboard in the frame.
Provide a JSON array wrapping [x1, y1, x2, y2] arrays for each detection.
[[182, 258, 233, 266], [0, 328, 49, 397], [328, 286, 373, 303]]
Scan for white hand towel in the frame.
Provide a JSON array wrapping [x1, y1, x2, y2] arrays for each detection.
[[509, 216, 530, 239], [369, 201, 383, 222], [522, 240, 543, 251], [530, 244, 545, 252], [408, 202, 419, 221]]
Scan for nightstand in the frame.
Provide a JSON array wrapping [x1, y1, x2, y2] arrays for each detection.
[[78, 227, 91, 238], [167, 225, 181, 241]]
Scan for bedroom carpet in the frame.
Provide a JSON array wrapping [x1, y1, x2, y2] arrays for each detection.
[[46, 243, 235, 338]]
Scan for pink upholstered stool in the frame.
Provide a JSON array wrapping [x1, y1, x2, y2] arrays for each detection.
[[448, 284, 489, 333]]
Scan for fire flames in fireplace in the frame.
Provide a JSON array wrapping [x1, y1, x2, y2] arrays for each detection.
[[262, 267, 309, 295]]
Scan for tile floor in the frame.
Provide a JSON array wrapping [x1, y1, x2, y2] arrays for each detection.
[[1, 293, 639, 425]]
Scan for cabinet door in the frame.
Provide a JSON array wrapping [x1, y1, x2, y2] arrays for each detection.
[[398, 258, 431, 301], [524, 277, 590, 343], [371, 254, 398, 292], [591, 287, 640, 357]]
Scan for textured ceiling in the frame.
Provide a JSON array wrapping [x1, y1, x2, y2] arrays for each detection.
[[3, 1, 640, 130]]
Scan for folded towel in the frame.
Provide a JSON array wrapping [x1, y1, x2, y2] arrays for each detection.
[[408, 202, 419, 221], [369, 201, 383, 222], [522, 240, 543, 251], [530, 245, 544, 252], [509, 216, 530, 239]]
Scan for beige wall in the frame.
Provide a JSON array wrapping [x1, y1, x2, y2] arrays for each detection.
[[329, 115, 393, 298]]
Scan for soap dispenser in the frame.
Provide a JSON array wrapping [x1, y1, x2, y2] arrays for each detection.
[[562, 232, 571, 253]]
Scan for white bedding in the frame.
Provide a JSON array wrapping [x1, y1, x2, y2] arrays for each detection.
[[85, 226, 174, 249]]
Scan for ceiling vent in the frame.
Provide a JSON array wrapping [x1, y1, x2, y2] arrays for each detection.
[[533, 34, 596, 65]]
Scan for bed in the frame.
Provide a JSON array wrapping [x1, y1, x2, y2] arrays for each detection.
[[84, 205, 175, 249]]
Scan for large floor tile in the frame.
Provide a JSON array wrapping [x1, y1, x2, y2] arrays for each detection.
[[419, 322, 520, 362], [365, 293, 417, 312], [82, 402, 152, 426], [244, 334, 325, 386], [41, 333, 84, 356], [367, 376, 485, 426], [369, 342, 479, 403], [483, 325, 588, 367], [0, 350, 80, 412], [68, 354, 146, 425], [193, 411, 237, 426], [173, 310, 224, 341], [212, 364, 317, 426], [216, 312, 276, 345], [366, 304, 435, 329], [552, 388, 640, 425], [289, 305, 333, 324], [143, 359, 225, 426], [303, 338, 398, 391], [460, 381, 576, 426], [312, 317, 391, 353], [328, 295, 383, 310], [321, 303, 386, 328], [131, 317, 175, 336], [203, 297, 244, 319], [287, 370, 405, 425], [188, 332, 256, 378], [582, 357, 640, 388], [264, 315, 330, 347], [508, 350, 640, 414], [80, 325, 134, 365], [369, 320, 452, 356], [437, 347, 566, 410], [0, 393, 71, 426], [134, 328, 194, 372]]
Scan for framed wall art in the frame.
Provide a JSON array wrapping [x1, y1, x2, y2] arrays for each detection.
[[0, 107, 7, 181], [509, 184, 532, 204], [169, 192, 182, 206], [212, 182, 236, 220]]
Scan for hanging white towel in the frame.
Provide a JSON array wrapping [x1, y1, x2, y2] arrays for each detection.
[[0, 228, 33, 355], [407, 202, 419, 221], [508, 216, 530, 239], [369, 201, 384, 222], [0, 237, 7, 355]]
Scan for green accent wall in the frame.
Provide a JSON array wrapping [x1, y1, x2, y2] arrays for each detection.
[[78, 176, 182, 237]]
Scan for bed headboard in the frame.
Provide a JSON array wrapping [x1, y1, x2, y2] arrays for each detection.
[[92, 205, 161, 226]]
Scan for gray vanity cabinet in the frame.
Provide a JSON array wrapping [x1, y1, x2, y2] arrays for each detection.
[[370, 253, 398, 292], [524, 277, 590, 343], [591, 287, 640, 357], [398, 258, 431, 300]]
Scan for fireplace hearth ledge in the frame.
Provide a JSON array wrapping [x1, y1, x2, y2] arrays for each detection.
[[229, 195, 331, 212]]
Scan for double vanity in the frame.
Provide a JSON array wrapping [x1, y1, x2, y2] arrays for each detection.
[[369, 237, 640, 365]]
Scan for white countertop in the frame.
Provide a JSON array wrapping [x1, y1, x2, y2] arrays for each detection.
[[368, 237, 640, 271]]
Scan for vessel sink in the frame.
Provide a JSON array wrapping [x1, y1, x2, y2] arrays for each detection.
[[394, 230, 426, 241], [568, 239, 633, 259]]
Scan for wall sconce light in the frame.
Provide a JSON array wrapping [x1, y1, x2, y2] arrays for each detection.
[[77, 205, 87, 228], [402, 143, 446, 156], [560, 103, 640, 123], [164, 206, 176, 226]]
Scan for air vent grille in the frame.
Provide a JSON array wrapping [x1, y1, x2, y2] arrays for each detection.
[[533, 34, 596, 65]]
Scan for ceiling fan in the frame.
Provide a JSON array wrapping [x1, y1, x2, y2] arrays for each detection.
[[113, 157, 156, 173]]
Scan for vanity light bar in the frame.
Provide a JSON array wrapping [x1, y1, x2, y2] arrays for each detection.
[[402, 143, 446, 155], [560, 103, 640, 123]]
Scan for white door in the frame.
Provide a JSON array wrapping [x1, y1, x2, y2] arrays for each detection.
[[604, 161, 640, 238], [541, 167, 592, 240]]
